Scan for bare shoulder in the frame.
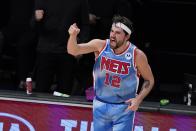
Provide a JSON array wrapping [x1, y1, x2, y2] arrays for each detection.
[[89, 39, 106, 52], [135, 48, 148, 65], [135, 48, 154, 83], [135, 49, 146, 58]]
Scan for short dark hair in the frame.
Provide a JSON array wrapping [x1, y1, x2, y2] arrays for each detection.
[[112, 15, 133, 35]]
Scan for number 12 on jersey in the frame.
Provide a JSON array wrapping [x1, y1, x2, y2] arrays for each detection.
[[104, 72, 121, 88]]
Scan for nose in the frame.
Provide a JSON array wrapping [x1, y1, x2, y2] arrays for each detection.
[[110, 31, 115, 37]]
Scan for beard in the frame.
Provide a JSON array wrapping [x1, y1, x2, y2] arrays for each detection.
[[110, 38, 125, 49]]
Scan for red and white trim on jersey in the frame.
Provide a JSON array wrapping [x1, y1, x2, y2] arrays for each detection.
[[133, 47, 140, 78], [95, 40, 107, 60], [111, 41, 131, 56]]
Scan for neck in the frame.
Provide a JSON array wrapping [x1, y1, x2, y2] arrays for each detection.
[[114, 41, 129, 54]]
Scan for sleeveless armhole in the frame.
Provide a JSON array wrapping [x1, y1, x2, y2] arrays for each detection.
[[94, 40, 107, 60], [133, 47, 140, 78]]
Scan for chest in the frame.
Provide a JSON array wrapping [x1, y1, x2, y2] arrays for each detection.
[[99, 51, 133, 75]]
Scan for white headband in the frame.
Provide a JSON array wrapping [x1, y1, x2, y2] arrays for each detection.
[[114, 22, 132, 35]]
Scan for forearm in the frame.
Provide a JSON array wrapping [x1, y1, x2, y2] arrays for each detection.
[[125, 79, 154, 111], [67, 35, 79, 56], [136, 79, 154, 102]]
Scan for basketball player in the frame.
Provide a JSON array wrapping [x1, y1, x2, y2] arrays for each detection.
[[67, 15, 154, 131]]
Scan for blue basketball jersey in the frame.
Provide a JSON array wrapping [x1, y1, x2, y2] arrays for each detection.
[[93, 39, 139, 103]]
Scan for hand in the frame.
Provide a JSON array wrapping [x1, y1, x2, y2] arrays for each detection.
[[35, 10, 44, 21], [68, 23, 80, 36], [125, 97, 142, 111]]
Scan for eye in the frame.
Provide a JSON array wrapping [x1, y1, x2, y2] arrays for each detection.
[[116, 31, 121, 35]]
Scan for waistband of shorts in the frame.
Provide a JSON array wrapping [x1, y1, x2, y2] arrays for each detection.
[[95, 96, 125, 104]]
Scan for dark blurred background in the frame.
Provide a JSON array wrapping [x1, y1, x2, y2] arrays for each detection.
[[0, 0, 196, 105], [132, 0, 196, 104]]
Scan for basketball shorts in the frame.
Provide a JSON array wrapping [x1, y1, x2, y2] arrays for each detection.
[[93, 98, 135, 131]]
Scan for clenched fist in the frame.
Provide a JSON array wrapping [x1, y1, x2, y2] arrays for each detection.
[[68, 23, 80, 36]]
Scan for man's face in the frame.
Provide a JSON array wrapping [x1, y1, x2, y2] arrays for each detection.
[[109, 24, 127, 49]]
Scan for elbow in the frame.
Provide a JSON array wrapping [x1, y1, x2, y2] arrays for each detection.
[[67, 49, 79, 56], [145, 77, 155, 90], [151, 77, 155, 89]]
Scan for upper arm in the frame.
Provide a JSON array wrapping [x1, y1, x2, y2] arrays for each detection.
[[135, 49, 154, 83], [76, 39, 106, 55]]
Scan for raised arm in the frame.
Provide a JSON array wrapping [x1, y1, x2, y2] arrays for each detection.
[[126, 49, 154, 111], [67, 23, 105, 56]]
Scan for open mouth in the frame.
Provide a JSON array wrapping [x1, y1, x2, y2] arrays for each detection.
[[110, 38, 116, 42]]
